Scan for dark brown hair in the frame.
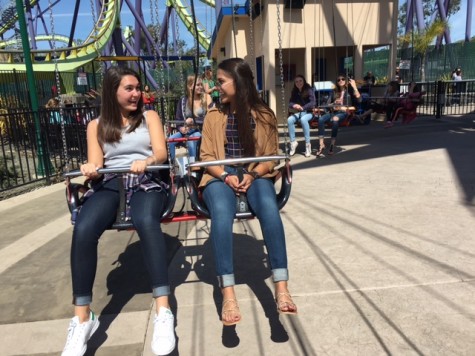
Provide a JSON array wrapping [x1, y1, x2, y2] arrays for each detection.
[[98, 66, 144, 145], [291, 74, 312, 101], [218, 58, 277, 157]]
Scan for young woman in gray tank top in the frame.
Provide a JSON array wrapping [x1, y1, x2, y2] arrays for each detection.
[[61, 67, 176, 356]]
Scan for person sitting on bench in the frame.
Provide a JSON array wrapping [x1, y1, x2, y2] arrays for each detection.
[[168, 75, 211, 162]]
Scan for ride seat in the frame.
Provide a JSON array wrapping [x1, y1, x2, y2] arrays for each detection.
[[184, 159, 293, 220]]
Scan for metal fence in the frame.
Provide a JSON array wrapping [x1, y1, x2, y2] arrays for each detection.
[[1, 82, 474, 198], [0, 96, 180, 198]]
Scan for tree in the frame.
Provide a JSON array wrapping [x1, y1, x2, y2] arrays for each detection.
[[397, 0, 461, 36], [399, 19, 447, 81]]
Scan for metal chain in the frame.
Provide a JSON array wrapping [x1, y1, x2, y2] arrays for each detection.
[[175, 10, 184, 94], [276, 0, 289, 151], [150, 0, 173, 166], [89, 0, 104, 80], [248, 0, 255, 74], [230, 0, 238, 56], [48, 0, 70, 172]]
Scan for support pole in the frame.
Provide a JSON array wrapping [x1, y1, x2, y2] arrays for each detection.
[[15, 0, 51, 178]]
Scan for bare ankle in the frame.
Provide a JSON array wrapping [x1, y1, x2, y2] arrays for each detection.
[[74, 306, 91, 323]]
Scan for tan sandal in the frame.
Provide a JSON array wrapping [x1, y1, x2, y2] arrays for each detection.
[[221, 299, 241, 326], [276, 292, 298, 315], [316, 145, 325, 157]]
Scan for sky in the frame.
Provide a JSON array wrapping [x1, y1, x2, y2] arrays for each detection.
[[48, 0, 214, 49], [399, 0, 474, 42], [1, 0, 473, 49]]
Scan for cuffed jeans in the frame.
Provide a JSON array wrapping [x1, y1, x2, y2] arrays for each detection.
[[71, 177, 169, 305], [287, 112, 314, 143], [318, 111, 347, 138], [203, 177, 289, 288], [168, 130, 201, 160]]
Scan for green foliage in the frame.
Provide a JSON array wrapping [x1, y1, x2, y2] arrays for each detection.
[[438, 72, 452, 81], [377, 76, 389, 85], [0, 160, 18, 189]]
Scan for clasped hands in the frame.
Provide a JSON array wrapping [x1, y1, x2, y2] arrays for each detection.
[[179, 118, 195, 134], [224, 173, 254, 194]]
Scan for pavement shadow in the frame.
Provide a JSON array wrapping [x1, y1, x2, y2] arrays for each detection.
[[193, 233, 289, 347], [86, 234, 184, 355]]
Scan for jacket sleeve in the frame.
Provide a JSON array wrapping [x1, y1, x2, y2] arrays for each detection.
[[288, 92, 296, 108], [302, 88, 316, 111]]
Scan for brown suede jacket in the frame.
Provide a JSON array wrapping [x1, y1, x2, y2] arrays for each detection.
[[198, 107, 280, 188]]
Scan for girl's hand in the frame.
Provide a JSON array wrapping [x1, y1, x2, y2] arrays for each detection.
[[293, 104, 303, 111], [236, 174, 254, 193], [185, 118, 194, 126], [179, 126, 189, 134], [130, 160, 147, 174], [80, 163, 100, 179], [223, 174, 240, 192]]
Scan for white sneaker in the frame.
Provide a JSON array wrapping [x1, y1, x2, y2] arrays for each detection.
[[151, 307, 176, 356], [289, 141, 298, 156], [62, 311, 99, 356], [305, 143, 312, 157]]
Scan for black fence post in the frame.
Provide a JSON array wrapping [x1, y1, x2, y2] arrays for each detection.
[[436, 80, 444, 119]]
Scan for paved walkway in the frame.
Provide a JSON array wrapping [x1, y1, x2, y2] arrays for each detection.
[[1, 117, 474, 356]]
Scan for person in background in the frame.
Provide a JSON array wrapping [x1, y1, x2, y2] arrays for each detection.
[[199, 57, 298, 326], [451, 67, 463, 105], [203, 65, 220, 106], [61, 67, 176, 356], [286, 75, 316, 157], [315, 75, 361, 157], [168, 75, 211, 162], [356, 81, 400, 124], [363, 71, 376, 86], [384, 81, 423, 128], [393, 66, 403, 83], [46, 97, 61, 124], [142, 84, 156, 110]]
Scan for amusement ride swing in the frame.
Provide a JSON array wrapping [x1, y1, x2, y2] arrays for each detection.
[[61, 0, 293, 229]]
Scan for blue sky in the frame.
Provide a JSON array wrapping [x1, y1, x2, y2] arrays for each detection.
[[2, 0, 473, 47], [399, 0, 474, 41]]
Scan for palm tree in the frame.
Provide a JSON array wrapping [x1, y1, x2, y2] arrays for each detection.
[[399, 20, 447, 81]]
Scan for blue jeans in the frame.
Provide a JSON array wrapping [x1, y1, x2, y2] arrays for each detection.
[[287, 112, 314, 143], [168, 130, 201, 160], [71, 177, 169, 305], [203, 177, 289, 288], [318, 111, 347, 138]]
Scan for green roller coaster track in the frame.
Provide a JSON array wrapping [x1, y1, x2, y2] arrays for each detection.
[[0, 0, 213, 72]]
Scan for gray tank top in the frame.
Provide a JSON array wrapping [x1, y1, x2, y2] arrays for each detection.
[[102, 114, 153, 168]]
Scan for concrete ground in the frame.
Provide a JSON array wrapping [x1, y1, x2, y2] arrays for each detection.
[[0, 116, 474, 356]]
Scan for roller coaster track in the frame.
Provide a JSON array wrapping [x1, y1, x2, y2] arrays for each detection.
[[168, 0, 213, 50], [0, 0, 119, 71], [0, 0, 214, 72], [0, 34, 76, 48], [0, 0, 38, 36]]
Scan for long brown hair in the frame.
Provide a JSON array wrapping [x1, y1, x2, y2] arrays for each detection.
[[218, 58, 277, 157], [97, 66, 144, 145], [291, 74, 311, 101], [334, 74, 348, 99]]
